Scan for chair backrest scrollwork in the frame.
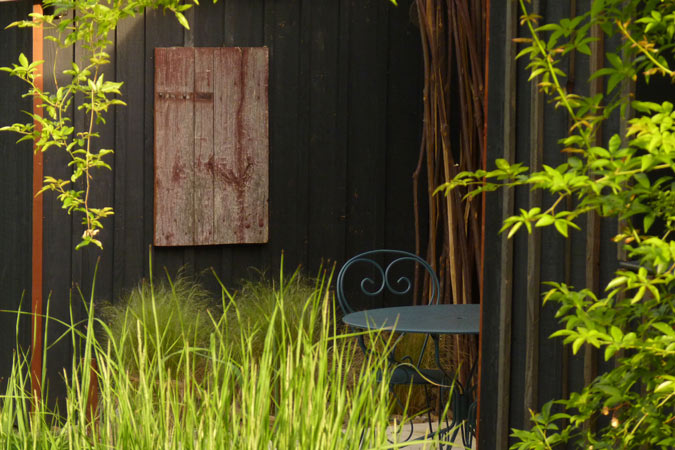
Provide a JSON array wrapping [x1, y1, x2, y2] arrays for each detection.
[[336, 249, 440, 315]]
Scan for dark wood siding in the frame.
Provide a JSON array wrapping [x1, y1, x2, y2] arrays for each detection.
[[0, 0, 33, 386], [5, 1, 665, 443], [480, 1, 625, 447], [0, 0, 422, 397]]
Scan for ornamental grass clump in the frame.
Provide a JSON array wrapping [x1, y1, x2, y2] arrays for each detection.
[[219, 268, 325, 366], [0, 266, 448, 449], [98, 272, 216, 379]]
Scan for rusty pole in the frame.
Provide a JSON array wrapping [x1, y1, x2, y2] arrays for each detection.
[[30, 0, 44, 405]]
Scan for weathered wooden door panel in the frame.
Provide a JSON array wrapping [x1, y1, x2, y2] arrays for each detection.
[[154, 47, 195, 246], [154, 47, 269, 246], [194, 48, 215, 244]]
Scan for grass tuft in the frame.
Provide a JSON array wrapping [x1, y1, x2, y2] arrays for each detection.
[[0, 263, 453, 449]]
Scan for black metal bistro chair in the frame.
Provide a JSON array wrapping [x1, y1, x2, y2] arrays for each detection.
[[336, 249, 450, 443]]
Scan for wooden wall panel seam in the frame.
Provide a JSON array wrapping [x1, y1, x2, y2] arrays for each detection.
[[495, 0, 517, 446], [524, 32, 544, 427], [477, 0, 491, 443], [584, 21, 604, 413]]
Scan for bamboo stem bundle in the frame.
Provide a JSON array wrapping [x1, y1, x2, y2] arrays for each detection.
[[413, 0, 486, 385]]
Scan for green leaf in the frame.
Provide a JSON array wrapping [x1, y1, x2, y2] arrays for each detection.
[[607, 73, 623, 94], [655, 380, 674, 393], [577, 43, 591, 55], [632, 101, 661, 113], [606, 276, 627, 291], [495, 158, 509, 170], [609, 326, 623, 342], [507, 222, 523, 239], [652, 322, 675, 337], [535, 215, 555, 227], [606, 52, 623, 70], [631, 286, 646, 304], [572, 337, 584, 355], [175, 11, 190, 30], [554, 220, 569, 237], [634, 172, 650, 188], [644, 214, 656, 233], [641, 154, 655, 171]]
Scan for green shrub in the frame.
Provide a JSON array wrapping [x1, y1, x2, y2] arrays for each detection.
[[441, 1, 675, 448]]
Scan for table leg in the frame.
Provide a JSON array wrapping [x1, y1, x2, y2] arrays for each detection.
[[430, 334, 477, 448]]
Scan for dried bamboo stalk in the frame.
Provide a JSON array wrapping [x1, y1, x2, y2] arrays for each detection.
[[413, 0, 485, 383]]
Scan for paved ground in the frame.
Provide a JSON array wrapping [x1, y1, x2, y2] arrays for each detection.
[[386, 422, 476, 449]]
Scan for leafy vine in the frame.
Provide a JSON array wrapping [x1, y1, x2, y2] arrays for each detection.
[[439, 0, 675, 448], [1, 0, 196, 249]]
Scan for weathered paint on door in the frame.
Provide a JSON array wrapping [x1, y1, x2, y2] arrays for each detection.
[[154, 46, 269, 246]]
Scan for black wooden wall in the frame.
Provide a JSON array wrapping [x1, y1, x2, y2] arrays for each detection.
[[5, 1, 661, 446], [0, 1, 33, 379], [0, 0, 424, 398], [479, 1, 639, 448]]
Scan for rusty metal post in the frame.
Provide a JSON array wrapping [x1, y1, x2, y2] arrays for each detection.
[[30, 0, 44, 406]]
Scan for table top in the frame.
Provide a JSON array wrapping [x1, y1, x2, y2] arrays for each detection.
[[342, 304, 479, 335]]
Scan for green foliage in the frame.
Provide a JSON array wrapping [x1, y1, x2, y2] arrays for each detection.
[[98, 271, 217, 379], [438, 0, 675, 448], [218, 268, 326, 366], [0, 269, 450, 449], [0, 0, 201, 249]]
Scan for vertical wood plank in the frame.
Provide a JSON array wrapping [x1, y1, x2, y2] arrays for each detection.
[[222, 0, 265, 285], [180, 9, 197, 286], [495, 0, 517, 446], [114, 14, 146, 299], [562, 0, 578, 411], [191, 1, 227, 293], [212, 47, 269, 245], [222, 0, 268, 283], [306, 0, 346, 271], [264, 0, 306, 272], [154, 47, 195, 246], [0, 0, 33, 389], [41, 13, 75, 406], [238, 47, 269, 243], [477, 0, 490, 442], [384, 0, 422, 253], [225, 0, 265, 47], [194, 48, 215, 244], [145, 10, 187, 278], [345, 0, 388, 261], [194, 0, 225, 47], [524, 51, 543, 428], [585, 22, 604, 392], [71, 27, 116, 309], [617, 45, 634, 264], [535, 1, 570, 425]]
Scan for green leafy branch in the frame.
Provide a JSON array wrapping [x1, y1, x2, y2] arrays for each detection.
[[1, 0, 202, 249], [440, 1, 675, 244], [433, 0, 675, 448]]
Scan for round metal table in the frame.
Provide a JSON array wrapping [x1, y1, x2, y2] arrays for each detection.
[[342, 304, 479, 335], [342, 303, 480, 448]]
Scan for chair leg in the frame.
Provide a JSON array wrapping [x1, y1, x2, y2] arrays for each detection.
[[388, 385, 415, 443], [423, 384, 435, 436], [461, 399, 477, 448]]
